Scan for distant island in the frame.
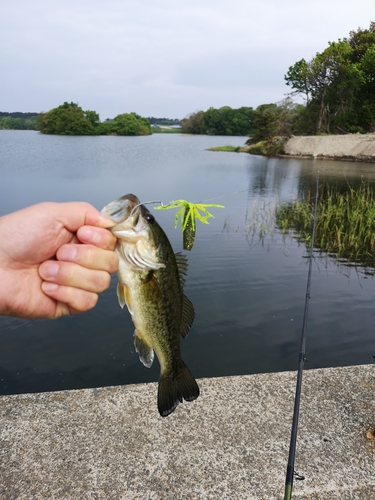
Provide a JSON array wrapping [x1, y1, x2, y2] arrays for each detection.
[[0, 105, 182, 136], [36, 102, 153, 136]]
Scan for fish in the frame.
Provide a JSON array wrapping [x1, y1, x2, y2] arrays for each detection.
[[101, 193, 199, 417]]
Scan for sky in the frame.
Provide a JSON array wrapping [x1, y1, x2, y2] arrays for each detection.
[[1, 0, 374, 120]]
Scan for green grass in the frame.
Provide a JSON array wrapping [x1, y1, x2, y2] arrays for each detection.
[[152, 126, 182, 133], [207, 145, 241, 152], [246, 140, 285, 156], [276, 183, 375, 267]]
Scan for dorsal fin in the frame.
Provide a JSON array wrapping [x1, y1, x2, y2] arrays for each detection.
[[180, 294, 195, 338], [175, 252, 188, 288]]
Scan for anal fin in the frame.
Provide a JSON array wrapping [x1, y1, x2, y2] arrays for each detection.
[[134, 331, 154, 368]]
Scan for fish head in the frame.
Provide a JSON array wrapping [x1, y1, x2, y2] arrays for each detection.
[[101, 194, 166, 271], [101, 193, 138, 224]]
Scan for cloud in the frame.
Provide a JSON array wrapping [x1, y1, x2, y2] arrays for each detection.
[[1, 0, 374, 117]]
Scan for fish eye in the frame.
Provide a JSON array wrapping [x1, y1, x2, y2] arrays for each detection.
[[145, 213, 155, 224]]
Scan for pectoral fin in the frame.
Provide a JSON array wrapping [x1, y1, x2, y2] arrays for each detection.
[[116, 283, 126, 309], [117, 283, 133, 315], [134, 331, 154, 368], [180, 294, 195, 339]]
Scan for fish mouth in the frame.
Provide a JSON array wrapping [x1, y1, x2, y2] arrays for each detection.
[[102, 194, 165, 271], [101, 193, 140, 224], [101, 193, 156, 242]]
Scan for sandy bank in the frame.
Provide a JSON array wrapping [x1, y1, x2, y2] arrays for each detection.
[[283, 133, 375, 163]]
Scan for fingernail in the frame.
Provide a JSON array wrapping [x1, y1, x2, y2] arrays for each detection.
[[42, 282, 58, 292], [41, 262, 59, 278]]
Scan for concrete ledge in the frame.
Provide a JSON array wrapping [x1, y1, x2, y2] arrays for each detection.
[[1, 365, 375, 499]]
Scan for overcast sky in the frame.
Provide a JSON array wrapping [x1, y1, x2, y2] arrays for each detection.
[[1, 1, 374, 120]]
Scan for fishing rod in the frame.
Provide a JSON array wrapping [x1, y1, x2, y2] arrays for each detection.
[[284, 171, 320, 500]]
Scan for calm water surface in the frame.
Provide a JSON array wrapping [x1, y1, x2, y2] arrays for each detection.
[[1, 130, 375, 394]]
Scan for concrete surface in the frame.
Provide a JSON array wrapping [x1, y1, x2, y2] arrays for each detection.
[[283, 134, 375, 162], [1, 364, 375, 499]]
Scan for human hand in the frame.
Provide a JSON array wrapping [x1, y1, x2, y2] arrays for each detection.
[[0, 202, 118, 319]]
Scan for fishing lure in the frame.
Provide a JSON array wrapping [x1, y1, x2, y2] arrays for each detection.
[[155, 200, 224, 250]]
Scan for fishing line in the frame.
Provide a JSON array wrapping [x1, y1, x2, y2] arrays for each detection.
[[130, 200, 162, 217], [200, 188, 250, 204], [199, 170, 318, 205], [284, 171, 320, 500]]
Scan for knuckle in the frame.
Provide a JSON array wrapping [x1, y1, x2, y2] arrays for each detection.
[[74, 291, 98, 312], [85, 293, 99, 310], [99, 272, 111, 291], [109, 253, 119, 273]]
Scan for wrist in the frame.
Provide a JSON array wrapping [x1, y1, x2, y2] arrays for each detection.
[[0, 266, 13, 316]]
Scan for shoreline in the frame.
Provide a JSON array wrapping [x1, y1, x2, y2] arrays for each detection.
[[227, 133, 375, 163], [282, 133, 375, 163]]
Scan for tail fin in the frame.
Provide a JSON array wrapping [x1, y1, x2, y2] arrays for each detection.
[[158, 361, 199, 417]]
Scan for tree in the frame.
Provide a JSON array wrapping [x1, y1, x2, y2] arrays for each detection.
[[285, 41, 358, 133], [111, 112, 151, 135], [37, 104, 151, 136], [285, 22, 375, 134], [285, 59, 312, 102], [84, 110, 100, 127], [247, 100, 303, 144], [181, 107, 254, 135], [181, 111, 205, 134], [38, 102, 95, 135]]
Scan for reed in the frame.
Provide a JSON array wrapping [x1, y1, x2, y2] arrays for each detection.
[[276, 183, 375, 267]]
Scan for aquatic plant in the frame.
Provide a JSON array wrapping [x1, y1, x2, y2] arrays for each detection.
[[276, 183, 375, 267], [207, 145, 241, 152]]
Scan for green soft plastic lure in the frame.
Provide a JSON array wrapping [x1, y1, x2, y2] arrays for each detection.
[[155, 200, 224, 250]]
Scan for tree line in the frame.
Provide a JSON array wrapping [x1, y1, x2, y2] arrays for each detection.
[[181, 106, 255, 135], [0, 112, 38, 130], [147, 117, 180, 125]]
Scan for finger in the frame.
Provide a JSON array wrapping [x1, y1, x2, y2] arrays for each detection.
[[49, 202, 115, 233], [41, 282, 99, 314], [56, 244, 118, 273], [39, 261, 111, 294], [76, 226, 117, 251]]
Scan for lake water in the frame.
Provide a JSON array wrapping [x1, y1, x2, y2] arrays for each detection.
[[1, 130, 375, 395]]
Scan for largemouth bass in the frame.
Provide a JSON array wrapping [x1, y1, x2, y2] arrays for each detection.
[[101, 194, 199, 417]]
